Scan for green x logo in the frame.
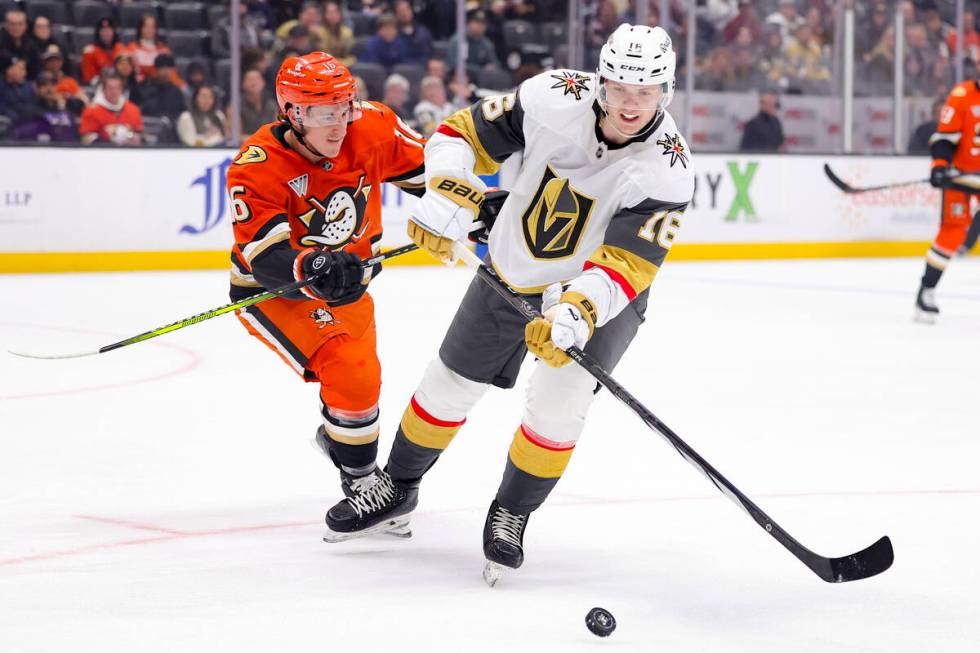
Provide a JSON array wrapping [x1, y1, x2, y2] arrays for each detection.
[[726, 161, 758, 222]]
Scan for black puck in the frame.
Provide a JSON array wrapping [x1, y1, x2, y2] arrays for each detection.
[[585, 607, 616, 637]]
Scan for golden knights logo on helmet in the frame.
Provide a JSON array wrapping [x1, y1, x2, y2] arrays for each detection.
[[520, 165, 595, 259], [297, 174, 371, 247]]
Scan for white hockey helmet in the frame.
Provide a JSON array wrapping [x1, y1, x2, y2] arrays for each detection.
[[597, 24, 676, 111]]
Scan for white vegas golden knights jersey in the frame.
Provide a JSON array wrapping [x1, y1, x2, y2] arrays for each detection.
[[436, 68, 695, 298]]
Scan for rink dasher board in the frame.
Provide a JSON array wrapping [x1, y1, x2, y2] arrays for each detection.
[[0, 148, 949, 272]]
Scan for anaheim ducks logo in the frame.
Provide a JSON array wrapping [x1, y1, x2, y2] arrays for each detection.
[[310, 307, 338, 328], [520, 165, 595, 260], [297, 175, 372, 247]]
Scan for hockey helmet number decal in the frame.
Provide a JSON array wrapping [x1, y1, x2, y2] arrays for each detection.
[[519, 165, 595, 260]]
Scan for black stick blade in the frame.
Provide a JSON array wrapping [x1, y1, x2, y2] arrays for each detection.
[[822, 536, 894, 583], [823, 163, 857, 193]]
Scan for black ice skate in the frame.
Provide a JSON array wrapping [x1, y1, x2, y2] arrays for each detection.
[[914, 285, 939, 324], [312, 426, 380, 499], [482, 500, 530, 587], [323, 469, 418, 543]]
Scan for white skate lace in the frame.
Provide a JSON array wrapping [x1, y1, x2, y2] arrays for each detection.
[[347, 473, 379, 495], [490, 507, 526, 547], [347, 472, 396, 517]]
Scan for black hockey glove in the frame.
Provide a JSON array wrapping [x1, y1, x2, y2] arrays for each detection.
[[293, 248, 366, 306], [469, 189, 509, 245], [930, 164, 949, 189]]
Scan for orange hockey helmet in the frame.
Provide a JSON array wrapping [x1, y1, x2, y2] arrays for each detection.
[[275, 52, 361, 128]]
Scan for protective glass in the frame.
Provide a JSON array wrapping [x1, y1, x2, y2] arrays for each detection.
[[598, 80, 668, 113], [295, 100, 362, 127]]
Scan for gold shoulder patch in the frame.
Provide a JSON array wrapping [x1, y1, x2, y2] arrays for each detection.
[[952, 86, 968, 98], [234, 145, 268, 165], [357, 100, 384, 114]]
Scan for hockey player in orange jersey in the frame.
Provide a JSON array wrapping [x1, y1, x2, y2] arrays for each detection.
[[227, 53, 426, 531], [917, 80, 980, 322]]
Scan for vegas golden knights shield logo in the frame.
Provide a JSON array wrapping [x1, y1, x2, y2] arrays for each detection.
[[520, 165, 595, 259]]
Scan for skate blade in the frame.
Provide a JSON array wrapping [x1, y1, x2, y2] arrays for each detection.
[[322, 516, 412, 543], [483, 560, 505, 587], [913, 309, 938, 324]]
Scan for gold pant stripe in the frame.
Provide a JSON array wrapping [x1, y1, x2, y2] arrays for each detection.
[[324, 427, 380, 446], [507, 427, 575, 479], [400, 404, 462, 450]]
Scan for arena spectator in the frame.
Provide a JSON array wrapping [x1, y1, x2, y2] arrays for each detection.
[[722, 1, 763, 44], [784, 24, 831, 89], [765, 0, 803, 42], [425, 57, 448, 82], [699, 0, 739, 32], [352, 73, 368, 100], [183, 62, 215, 105], [907, 23, 942, 85], [864, 24, 895, 90], [40, 45, 87, 106], [0, 8, 39, 79], [448, 70, 477, 105], [242, 46, 275, 90], [381, 73, 411, 121], [360, 14, 410, 69], [413, 75, 455, 137], [802, 6, 829, 47], [13, 71, 79, 143], [29, 15, 57, 55], [81, 17, 125, 85], [759, 27, 793, 90], [273, 25, 315, 72], [276, 0, 327, 51], [740, 90, 784, 152], [946, 9, 980, 62], [922, 8, 950, 59], [238, 68, 277, 138], [127, 14, 172, 82], [731, 45, 765, 92], [0, 55, 34, 120], [80, 73, 143, 145], [585, 0, 619, 65], [213, 0, 263, 57], [394, 0, 433, 64], [857, 3, 890, 58], [322, 0, 356, 65], [136, 54, 186, 124], [112, 54, 139, 101], [908, 98, 944, 154], [177, 85, 227, 147], [445, 10, 500, 70], [699, 46, 737, 91]]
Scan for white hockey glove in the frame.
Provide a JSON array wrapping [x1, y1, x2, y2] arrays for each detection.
[[408, 168, 487, 263], [525, 283, 598, 368]]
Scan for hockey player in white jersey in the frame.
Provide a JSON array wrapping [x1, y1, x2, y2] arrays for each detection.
[[323, 24, 695, 580]]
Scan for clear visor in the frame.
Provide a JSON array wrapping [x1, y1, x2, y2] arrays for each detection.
[[292, 100, 362, 127], [598, 81, 668, 113]]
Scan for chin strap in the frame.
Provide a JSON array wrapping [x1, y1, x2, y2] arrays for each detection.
[[288, 120, 327, 159]]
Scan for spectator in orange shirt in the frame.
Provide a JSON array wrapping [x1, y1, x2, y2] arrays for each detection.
[[79, 72, 143, 145], [947, 9, 980, 62], [127, 14, 171, 82], [81, 17, 125, 84], [40, 44, 88, 105]]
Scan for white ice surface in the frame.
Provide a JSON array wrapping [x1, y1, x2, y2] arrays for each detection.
[[1, 258, 978, 652]]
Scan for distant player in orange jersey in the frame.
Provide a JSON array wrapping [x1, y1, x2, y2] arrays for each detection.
[[918, 80, 980, 322], [227, 53, 426, 533]]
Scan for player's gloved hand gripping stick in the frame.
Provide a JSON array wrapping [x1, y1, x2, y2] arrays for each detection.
[[450, 241, 895, 584], [8, 243, 419, 360]]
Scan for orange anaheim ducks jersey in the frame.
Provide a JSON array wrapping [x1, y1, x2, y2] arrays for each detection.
[[931, 81, 980, 173], [227, 102, 426, 300]]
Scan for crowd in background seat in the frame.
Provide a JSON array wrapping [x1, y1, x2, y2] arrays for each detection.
[[0, 0, 972, 148]]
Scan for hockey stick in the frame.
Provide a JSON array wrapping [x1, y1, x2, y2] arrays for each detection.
[[450, 242, 894, 583], [824, 163, 980, 194], [8, 243, 419, 360]]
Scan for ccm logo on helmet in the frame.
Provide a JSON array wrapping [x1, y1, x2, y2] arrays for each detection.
[[435, 179, 485, 206], [619, 64, 646, 71]]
